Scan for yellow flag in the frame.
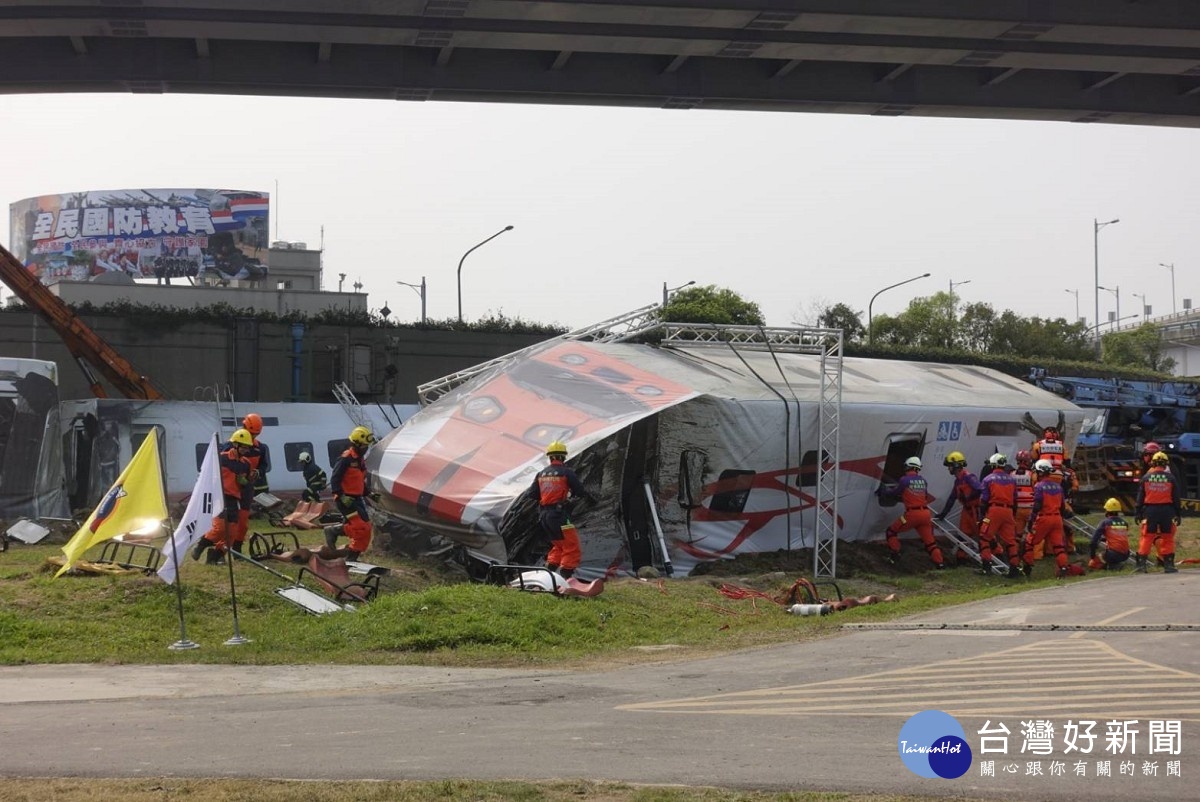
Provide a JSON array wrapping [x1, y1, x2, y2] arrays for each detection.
[[56, 434, 168, 577]]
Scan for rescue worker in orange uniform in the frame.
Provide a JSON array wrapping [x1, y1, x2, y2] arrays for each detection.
[[1088, 498, 1131, 571], [239, 413, 272, 497], [1031, 424, 1068, 471], [880, 457, 946, 569], [1012, 450, 1037, 537], [936, 451, 983, 561], [191, 428, 256, 563], [529, 440, 596, 579], [1022, 459, 1071, 578], [327, 425, 376, 560], [220, 412, 271, 550], [1134, 450, 1181, 574], [978, 453, 1021, 578]]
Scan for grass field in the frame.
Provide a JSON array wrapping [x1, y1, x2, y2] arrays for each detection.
[[1, 515, 1194, 801], [5, 514, 1192, 667]]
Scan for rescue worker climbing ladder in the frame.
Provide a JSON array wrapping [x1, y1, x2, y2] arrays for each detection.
[[978, 453, 1021, 578], [937, 451, 982, 562], [880, 457, 945, 569]]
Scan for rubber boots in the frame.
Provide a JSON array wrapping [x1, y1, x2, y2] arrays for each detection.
[[324, 524, 344, 549], [1134, 555, 1149, 573], [191, 538, 212, 561], [1006, 565, 1022, 579], [560, 568, 575, 579], [1164, 555, 1178, 574]]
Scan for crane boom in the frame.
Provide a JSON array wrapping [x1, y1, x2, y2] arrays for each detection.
[[0, 243, 165, 400]]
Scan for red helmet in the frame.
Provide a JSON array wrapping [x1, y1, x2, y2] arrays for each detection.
[[1142, 441, 1161, 456], [1016, 450, 1033, 467]]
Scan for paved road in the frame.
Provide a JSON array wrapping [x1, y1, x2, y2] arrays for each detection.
[[1, 573, 1197, 800]]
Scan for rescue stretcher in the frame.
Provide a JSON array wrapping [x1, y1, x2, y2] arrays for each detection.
[[485, 563, 605, 597], [237, 531, 387, 613]]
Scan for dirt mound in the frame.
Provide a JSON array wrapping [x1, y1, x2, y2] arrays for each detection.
[[690, 540, 900, 579]]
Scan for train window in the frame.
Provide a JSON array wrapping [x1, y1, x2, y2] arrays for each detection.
[[283, 442, 315, 471], [709, 469, 756, 513], [976, 421, 1025, 437], [326, 439, 351, 468], [194, 443, 208, 472], [798, 450, 829, 488]]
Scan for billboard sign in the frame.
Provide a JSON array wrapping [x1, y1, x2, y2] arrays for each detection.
[[9, 188, 270, 285]]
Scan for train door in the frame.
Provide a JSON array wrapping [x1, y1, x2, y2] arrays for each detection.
[[875, 432, 927, 507]]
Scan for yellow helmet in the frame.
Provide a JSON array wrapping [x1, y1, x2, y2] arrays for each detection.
[[546, 440, 568, 458], [230, 428, 254, 447], [1103, 498, 1123, 513], [349, 426, 375, 446], [1150, 451, 1170, 465], [943, 451, 966, 468]]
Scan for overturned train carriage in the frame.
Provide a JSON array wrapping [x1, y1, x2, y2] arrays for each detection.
[[368, 338, 1084, 578]]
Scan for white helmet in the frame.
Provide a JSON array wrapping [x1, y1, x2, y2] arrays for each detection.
[[989, 453, 1008, 467], [298, 451, 311, 464], [904, 456, 923, 470], [1034, 459, 1053, 474]]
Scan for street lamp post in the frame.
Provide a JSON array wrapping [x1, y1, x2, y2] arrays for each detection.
[[949, 278, 971, 297], [868, 272, 931, 345], [1132, 292, 1148, 322], [1065, 288, 1080, 323], [1094, 217, 1119, 352], [1159, 263, 1177, 314], [457, 225, 514, 322], [662, 280, 696, 307], [1097, 284, 1120, 329], [397, 277, 427, 323]]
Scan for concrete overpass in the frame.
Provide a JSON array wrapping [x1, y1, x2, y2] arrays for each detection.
[[4, 1, 1200, 126], [1104, 307, 1200, 376]]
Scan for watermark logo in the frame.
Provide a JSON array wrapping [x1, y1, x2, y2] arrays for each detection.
[[898, 710, 973, 779]]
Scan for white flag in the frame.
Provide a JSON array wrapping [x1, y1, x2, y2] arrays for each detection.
[[158, 435, 222, 585]]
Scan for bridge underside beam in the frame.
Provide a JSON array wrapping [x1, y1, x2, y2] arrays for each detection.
[[5, 37, 1200, 126]]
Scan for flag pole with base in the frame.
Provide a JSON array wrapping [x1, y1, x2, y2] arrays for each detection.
[[157, 434, 224, 651], [223, 486, 250, 647], [166, 534, 200, 651]]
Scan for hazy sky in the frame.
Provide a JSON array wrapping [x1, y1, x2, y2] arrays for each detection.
[[3, 92, 1198, 332]]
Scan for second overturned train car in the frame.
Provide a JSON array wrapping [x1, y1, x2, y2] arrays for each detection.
[[368, 336, 1084, 578]]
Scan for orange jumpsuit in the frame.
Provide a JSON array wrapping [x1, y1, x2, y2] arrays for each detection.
[[883, 470, 944, 568], [1012, 467, 1035, 538], [939, 468, 983, 541], [199, 446, 253, 553], [1032, 437, 1067, 471], [1024, 477, 1069, 576], [1135, 466, 1180, 564], [530, 459, 592, 574], [979, 468, 1019, 568], [331, 445, 373, 558], [1088, 515, 1131, 571]]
